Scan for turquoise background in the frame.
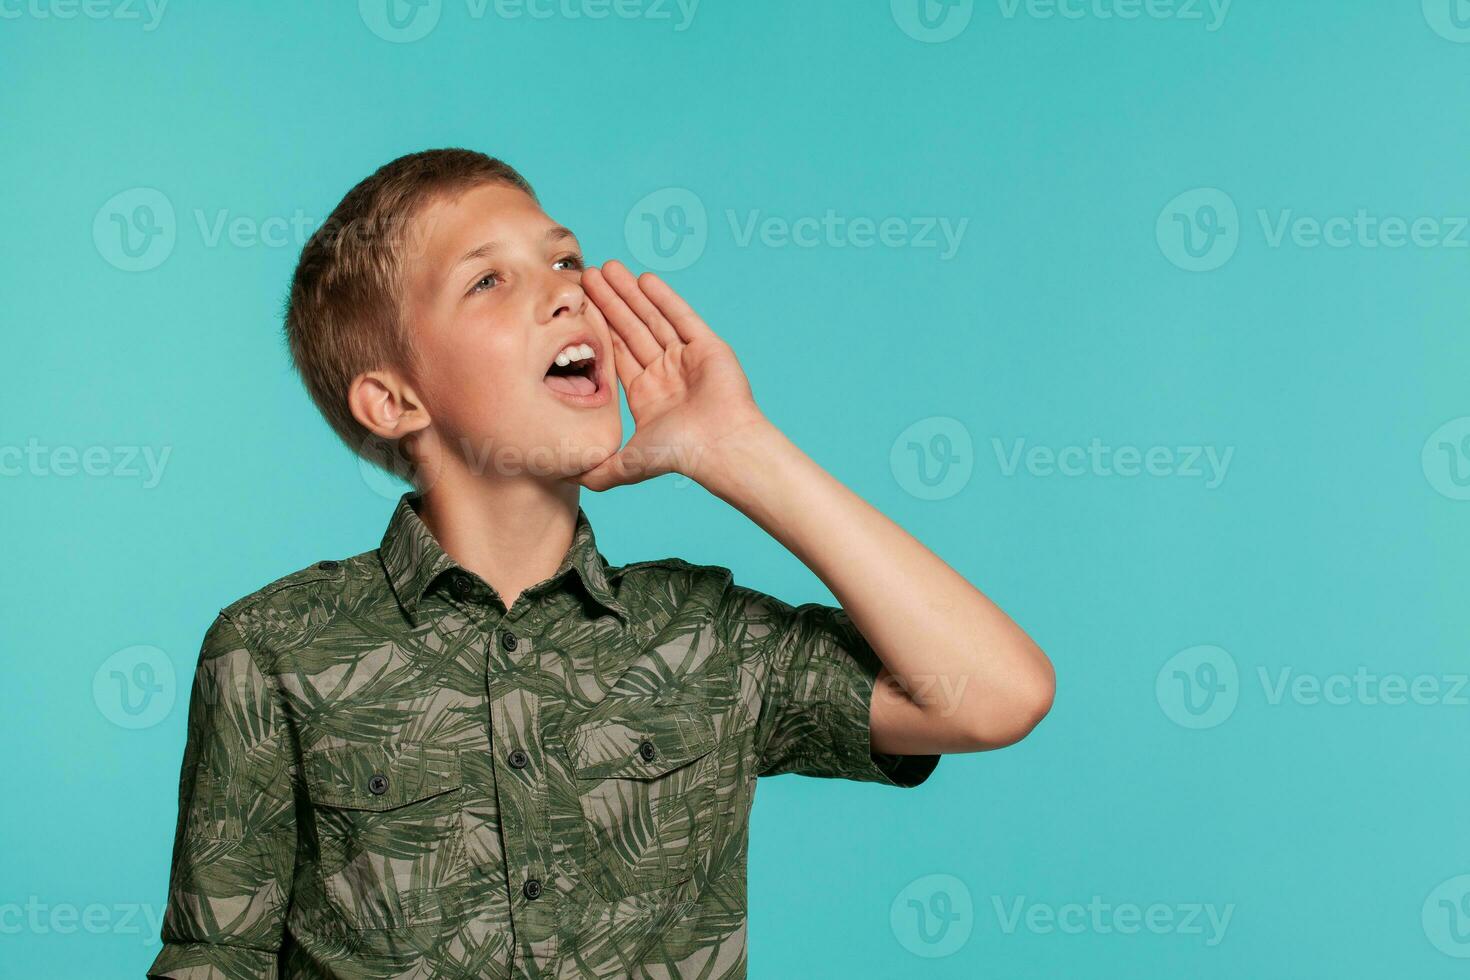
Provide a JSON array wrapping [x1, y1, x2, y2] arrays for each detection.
[[4, 1, 1468, 976]]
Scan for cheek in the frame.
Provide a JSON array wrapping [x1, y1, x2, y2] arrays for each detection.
[[422, 329, 528, 424]]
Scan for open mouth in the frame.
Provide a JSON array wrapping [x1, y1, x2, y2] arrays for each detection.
[[543, 339, 600, 398]]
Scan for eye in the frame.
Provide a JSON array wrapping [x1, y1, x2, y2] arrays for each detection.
[[469, 271, 501, 294], [554, 253, 585, 272]]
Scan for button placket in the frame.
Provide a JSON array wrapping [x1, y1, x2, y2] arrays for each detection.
[[487, 686, 557, 941]]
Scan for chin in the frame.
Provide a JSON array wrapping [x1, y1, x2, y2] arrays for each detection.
[[512, 419, 622, 481]]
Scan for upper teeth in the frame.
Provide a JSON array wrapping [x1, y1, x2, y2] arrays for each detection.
[[554, 343, 594, 367]]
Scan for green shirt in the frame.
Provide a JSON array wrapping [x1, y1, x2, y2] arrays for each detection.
[[148, 492, 940, 979]]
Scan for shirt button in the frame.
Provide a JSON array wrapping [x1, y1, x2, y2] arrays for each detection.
[[500, 630, 518, 652], [449, 572, 473, 599], [638, 740, 657, 762], [368, 774, 389, 796], [523, 878, 542, 900], [507, 748, 529, 769], [317, 560, 339, 571]]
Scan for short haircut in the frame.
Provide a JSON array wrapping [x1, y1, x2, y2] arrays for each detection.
[[283, 148, 536, 466]]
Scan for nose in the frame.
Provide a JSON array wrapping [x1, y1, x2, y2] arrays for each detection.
[[541, 270, 586, 323]]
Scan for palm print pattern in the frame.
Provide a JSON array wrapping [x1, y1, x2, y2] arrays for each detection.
[[147, 492, 940, 979]]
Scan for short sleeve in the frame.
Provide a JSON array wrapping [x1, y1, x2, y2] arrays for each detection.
[[723, 582, 940, 788], [147, 612, 298, 979]]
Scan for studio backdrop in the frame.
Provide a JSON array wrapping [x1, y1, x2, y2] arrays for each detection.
[[3, 2, 1468, 977]]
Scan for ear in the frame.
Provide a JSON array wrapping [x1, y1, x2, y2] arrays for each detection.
[[348, 369, 431, 441]]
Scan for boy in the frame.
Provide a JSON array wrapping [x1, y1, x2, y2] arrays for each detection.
[[147, 149, 1053, 979]]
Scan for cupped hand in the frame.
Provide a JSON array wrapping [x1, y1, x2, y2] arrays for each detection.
[[576, 260, 766, 491]]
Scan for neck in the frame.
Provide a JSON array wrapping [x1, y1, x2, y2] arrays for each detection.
[[415, 467, 581, 611]]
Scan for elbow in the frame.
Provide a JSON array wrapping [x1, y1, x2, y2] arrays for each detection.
[[963, 651, 1055, 751]]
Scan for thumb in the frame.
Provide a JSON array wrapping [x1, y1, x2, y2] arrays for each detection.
[[577, 448, 639, 492]]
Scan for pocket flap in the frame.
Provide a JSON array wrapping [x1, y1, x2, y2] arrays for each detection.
[[569, 704, 716, 780], [304, 741, 463, 811]]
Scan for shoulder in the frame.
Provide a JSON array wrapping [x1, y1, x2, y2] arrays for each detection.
[[214, 550, 380, 654], [607, 557, 806, 636], [608, 556, 734, 598]]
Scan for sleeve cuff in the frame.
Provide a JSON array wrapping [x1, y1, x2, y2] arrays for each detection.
[[821, 623, 941, 789], [147, 940, 278, 979]]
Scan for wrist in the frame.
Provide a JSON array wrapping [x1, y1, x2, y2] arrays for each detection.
[[688, 414, 792, 505]]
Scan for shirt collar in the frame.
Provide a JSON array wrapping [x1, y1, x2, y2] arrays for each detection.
[[379, 491, 629, 627]]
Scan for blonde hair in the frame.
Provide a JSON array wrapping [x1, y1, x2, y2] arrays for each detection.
[[283, 148, 536, 464]]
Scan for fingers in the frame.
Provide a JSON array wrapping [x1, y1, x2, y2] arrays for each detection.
[[635, 271, 716, 344], [604, 326, 641, 397], [583, 266, 661, 368], [600, 260, 682, 349]]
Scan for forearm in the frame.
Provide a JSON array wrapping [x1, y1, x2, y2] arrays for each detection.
[[695, 416, 1054, 749]]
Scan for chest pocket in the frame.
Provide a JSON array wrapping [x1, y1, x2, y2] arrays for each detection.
[[303, 741, 470, 930], [566, 701, 718, 901]]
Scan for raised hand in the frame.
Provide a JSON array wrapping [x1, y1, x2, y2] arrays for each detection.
[[577, 260, 767, 492]]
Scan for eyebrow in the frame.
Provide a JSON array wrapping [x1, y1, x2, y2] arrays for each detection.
[[451, 226, 579, 274]]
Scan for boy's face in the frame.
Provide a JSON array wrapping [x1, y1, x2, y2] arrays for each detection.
[[400, 182, 621, 480]]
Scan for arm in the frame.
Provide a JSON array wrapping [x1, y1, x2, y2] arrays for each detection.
[[147, 613, 297, 980], [578, 261, 1054, 754]]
